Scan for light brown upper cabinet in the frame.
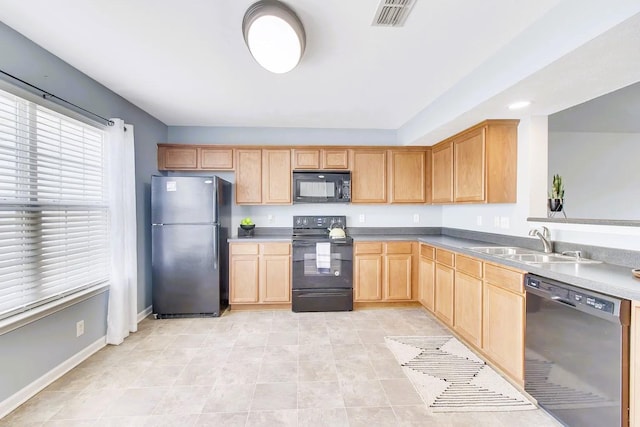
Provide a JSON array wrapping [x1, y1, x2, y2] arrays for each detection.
[[292, 149, 321, 169], [430, 119, 518, 204], [158, 145, 198, 170], [431, 141, 453, 203], [292, 148, 349, 170], [388, 150, 428, 203], [322, 149, 349, 169], [235, 148, 292, 205], [200, 148, 233, 170], [350, 150, 387, 203], [454, 120, 519, 203], [157, 145, 233, 171], [235, 149, 263, 204], [262, 149, 292, 204]]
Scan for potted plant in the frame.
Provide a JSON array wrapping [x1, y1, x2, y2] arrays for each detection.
[[548, 174, 564, 212]]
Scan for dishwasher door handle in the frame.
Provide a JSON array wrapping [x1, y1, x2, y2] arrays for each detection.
[[551, 296, 577, 307]]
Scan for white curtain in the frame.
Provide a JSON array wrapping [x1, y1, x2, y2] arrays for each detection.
[[106, 118, 138, 345]]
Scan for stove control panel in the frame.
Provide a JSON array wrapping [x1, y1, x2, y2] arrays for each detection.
[[293, 215, 346, 230]]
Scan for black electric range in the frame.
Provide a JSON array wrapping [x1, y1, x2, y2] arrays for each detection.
[[291, 215, 353, 312]]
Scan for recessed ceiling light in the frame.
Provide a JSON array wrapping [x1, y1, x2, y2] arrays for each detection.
[[508, 101, 532, 110]]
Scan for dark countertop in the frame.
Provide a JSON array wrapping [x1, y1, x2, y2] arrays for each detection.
[[227, 229, 640, 301], [228, 237, 291, 243]]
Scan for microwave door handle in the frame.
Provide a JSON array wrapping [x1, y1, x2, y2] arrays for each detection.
[[337, 180, 343, 199]]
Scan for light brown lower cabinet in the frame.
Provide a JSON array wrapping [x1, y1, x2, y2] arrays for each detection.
[[434, 248, 455, 326], [354, 242, 384, 301], [435, 263, 454, 326], [354, 241, 415, 302], [418, 244, 435, 311], [355, 254, 383, 301], [630, 300, 640, 427], [482, 263, 525, 384], [454, 270, 483, 348], [230, 242, 291, 305], [417, 245, 525, 386], [384, 242, 414, 300], [453, 254, 483, 348]]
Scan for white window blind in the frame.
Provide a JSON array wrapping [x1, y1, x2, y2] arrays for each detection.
[[0, 88, 109, 320]]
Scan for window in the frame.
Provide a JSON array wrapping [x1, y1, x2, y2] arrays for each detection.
[[0, 88, 109, 321]]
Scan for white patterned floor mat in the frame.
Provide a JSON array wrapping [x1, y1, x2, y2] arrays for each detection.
[[386, 336, 536, 412]]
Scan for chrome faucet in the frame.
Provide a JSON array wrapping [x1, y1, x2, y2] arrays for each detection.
[[528, 226, 553, 253], [561, 250, 583, 261]]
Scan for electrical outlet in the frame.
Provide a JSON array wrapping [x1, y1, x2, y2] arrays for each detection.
[[500, 217, 510, 229], [267, 214, 274, 223], [359, 214, 365, 223], [476, 216, 482, 226], [76, 320, 84, 337], [413, 214, 419, 223], [493, 216, 500, 227]]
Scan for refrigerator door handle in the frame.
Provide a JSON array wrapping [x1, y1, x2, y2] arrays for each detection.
[[212, 226, 218, 270]]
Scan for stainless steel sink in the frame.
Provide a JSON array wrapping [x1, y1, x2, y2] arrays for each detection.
[[466, 246, 602, 264], [500, 253, 601, 264], [467, 246, 541, 256]]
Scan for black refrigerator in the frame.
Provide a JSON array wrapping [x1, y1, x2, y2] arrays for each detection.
[[151, 175, 231, 318]]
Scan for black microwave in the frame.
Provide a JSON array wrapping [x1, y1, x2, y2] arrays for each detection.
[[292, 171, 351, 203]]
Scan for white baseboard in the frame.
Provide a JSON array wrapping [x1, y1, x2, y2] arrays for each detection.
[[0, 336, 106, 419], [1, 307, 153, 418], [137, 305, 152, 322]]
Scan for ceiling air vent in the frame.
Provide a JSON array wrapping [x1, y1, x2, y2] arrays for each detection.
[[372, 0, 416, 27]]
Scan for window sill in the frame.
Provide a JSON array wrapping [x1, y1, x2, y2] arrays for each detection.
[[0, 284, 110, 336]]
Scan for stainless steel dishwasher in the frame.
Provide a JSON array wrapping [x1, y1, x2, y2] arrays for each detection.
[[524, 274, 631, 427]]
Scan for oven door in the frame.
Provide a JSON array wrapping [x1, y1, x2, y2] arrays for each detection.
[[292, 239, 353, 289]]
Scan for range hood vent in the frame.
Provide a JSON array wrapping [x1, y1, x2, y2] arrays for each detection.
[[372, 0, 416, 27]]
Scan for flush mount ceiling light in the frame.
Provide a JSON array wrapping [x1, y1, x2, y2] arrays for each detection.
[[242, 0, 306, 74], [508, 100, 532, 110]]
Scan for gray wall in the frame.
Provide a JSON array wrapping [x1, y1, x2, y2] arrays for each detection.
[[548, 81, 640, 220], [0, 21, 166, 402], [168, 126, 398, 146], [0, 293, 108, 403], [548, 131, 640, 220]]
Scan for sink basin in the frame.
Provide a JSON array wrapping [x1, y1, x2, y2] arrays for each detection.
[[467, 246, 541, 256], [500, 253, 601, 264], [466, 246, 602, 264]]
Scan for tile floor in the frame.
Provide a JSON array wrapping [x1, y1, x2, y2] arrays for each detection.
[[1, 308, 561, 426]]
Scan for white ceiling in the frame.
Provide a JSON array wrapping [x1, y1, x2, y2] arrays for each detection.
[[1, 0, 640, 142]]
